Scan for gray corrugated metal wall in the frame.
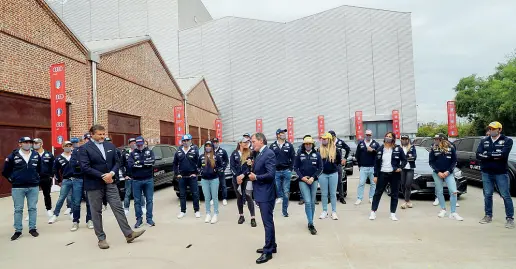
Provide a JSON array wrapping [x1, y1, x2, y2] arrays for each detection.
[[179, 6, 417, 142]]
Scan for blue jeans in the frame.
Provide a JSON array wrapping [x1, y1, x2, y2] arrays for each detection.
[[132, 179, 154, 222], [319, 172, 338, 212], [12, 187, 39, 232], [275, 169, 292, 215], [482, 172, 514, 219], [299, 180, 317, 225], [54, 179, 73, 216], [179, 175, 200, 213], [357, 167, 376, 200], [124, 179, 145, 209], [71, 178, 85, 223], [201, 178, 220, 215], [432, 173, 458, 213]]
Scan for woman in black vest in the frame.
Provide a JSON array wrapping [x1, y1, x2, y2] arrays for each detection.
[[400, 134, 417, 209]]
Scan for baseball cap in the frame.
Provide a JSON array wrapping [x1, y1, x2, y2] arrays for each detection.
[[83, 133, 91, 140], [434, 133, 446, 140], [240, 137, 250, 143], [401, 134, 410, 139], [33, 138, 43, 144], [365, 130, 373, 135], [70, 137, 80, 143], [135, 136, 145, 145], [212, 137, 219, 143], [320, 132, 332, 139], [276, 129, 287, 135], [204, 140, 213, 146], [18, 137, 33, 143], [182, 134, 191, 141], [63, 140, 72, 146], [128, 138, 136, 143], [303, 136, 315, 144], [243, 133, 251, 137], [328, 130, 336, 137], [488, 121, 502, 129]]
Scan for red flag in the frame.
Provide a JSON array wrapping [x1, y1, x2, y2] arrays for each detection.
[[215, 119, 222, 142], [174, 106, 185, 146], [317, 115, 325, 138], [447, 101, 458, 137], [256, 119, 263, 133], [392, 110, 401, 139], [287, 117, 294, 143], [355, 111, 364, 140], [50, 63, 68, 148]]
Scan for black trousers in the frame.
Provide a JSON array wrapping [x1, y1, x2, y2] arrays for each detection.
[[400, 169, 414, 202], [232, 179, 255, 216], [371, 172, 401, 213], [337, 165, 347, 199], [40, 177, 52, 210]]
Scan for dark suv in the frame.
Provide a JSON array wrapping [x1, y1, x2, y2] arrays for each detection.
[[453, 137, 516, 196]]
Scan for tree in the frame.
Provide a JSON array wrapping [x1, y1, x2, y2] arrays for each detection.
[[454, 53, 516, 135], [417, 122, 474, 138]]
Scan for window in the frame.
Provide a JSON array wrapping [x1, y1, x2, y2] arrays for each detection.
[[161, 146, 174, 158], [457, 138, 474, 152], [473, 139, 481, 153], [152, 146, 163, 159], [453, 140, 461, 149], [421, 139, 433, 148]]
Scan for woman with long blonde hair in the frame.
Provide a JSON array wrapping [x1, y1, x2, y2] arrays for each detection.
[[400, 134, 417, 209], [198, 141, 223, 224], [230, 137, 257, 227], [318, 133, 342, 220]]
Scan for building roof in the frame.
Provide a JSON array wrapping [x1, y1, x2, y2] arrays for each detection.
[[84, 36, 151, 55], [177, 76, 205, 95]]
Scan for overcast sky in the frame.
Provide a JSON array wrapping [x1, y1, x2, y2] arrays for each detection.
[[202, 0, 516, 123]]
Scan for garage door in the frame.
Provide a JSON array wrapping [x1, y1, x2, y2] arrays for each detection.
[[0, 92, 69, 197], [364, 121, 393, 140], [160, 120, 175, 145], [189, 125, 200, 147], [201, 128, 209, 144], [108, 111, 140, 147]]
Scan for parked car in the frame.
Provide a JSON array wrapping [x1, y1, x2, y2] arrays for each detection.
[[116, 144, 178, 197], [385, 146, 467, 197], [412, 137, 429, 146], [453, 136, 516, 196], [172, 142, 235, 198], [418, 138, 434, 149]]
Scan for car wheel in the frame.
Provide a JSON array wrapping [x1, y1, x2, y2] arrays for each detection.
[[509, 171, 516, 196]]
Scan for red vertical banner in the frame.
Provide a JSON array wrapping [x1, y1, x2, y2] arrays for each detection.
[[174, 106, 185, 146], [287, 117, 294, 143], [392, 110, 401, 139], [355, 111, 364, 140], [317, 115, 325, 138], [50, 63, 68, 148], [215, 118, 222, 142], [256, 119, 263, 133], [447, 101, 458, 137]]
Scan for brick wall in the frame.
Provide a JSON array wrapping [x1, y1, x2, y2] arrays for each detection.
[[186, 79, 219, 130]]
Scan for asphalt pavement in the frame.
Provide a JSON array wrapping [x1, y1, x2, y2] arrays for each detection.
[[0, 167, 515, 269]]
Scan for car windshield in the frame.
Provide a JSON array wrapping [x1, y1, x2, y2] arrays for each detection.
[[510, 146, 516, 160], [199, 143, 238, 154], [414, 147, 429, 161]]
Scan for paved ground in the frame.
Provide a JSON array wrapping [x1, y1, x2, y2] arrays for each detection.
[[0, 168, 515, 269]]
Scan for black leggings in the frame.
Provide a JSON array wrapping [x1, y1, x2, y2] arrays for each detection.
[[232, 179, 255, 217], [40, 177, 52, 210], [372, 172, 401, 213], [400, 169, 414, 202]]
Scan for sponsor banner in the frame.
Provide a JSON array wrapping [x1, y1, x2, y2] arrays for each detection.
[[287, 117, 294, 143], [392, 110, 401, 139], [50, 63, 68, 148], [174, 106, 185, 146], [447, 101, 458, 137], [317, 115, 325, 138], [355, 111, 364, 140], [215, 119, 222, 142], [256, 119, 263, 133]]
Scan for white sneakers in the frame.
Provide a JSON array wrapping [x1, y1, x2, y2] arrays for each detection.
[[449, 212, 464, 221], [319, 211, 328, 219], [25, 216, 29, 221], [390, 213, 398, 221], [210, 214, 218, 224], [87, 220, 94, 229], [70, 222, 79, 232], [195, 211, 201, 218], [456, 202, 460, 207], [64, 208, 71, 215], [369, 212, 377, 220], [433, 198, 440, 206], [223, 199, 228, 206], [142, 207, 147, 215], [210, 200, 214, 205], [47, 210, 53, 217], [48, 215, 58, 224], [177, 212, 186, 219], [438, 210, 447, 218], [354, 200, 362, 205], [276, 198, 282, 204], [331, 212, 339, 220], [205, 214, 212, 223], [124, 208, 130, 216]]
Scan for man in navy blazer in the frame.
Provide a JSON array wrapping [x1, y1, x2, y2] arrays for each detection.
[[249, 133, 277, 264], [80, 124, 144, 249]]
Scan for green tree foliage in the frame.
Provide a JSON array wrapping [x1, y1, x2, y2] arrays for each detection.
[[454, 53, 516, 135], [416, 122, 474, 138]]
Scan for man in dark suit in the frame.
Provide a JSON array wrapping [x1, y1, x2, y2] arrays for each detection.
[[79, 124, 145, 249], [249, 133, 277, 264]]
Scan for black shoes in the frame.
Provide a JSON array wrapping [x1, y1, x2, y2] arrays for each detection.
[[339, 198, 346, 204], [11, 232, 22, 241], [283, 213, 289, 217], [256, 248, 277, 254], [315, 201, 319, 205], [251, 219, 257, 227], [308, 225, 317, 235], [298, 200, 305, 205], [256, 253, 273, 264], [29, 229, 39, 237], [238, 216, 245, 224]]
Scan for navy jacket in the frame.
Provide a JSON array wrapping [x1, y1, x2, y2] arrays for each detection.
[[128, 147, 156, 180], [319, 147, 342, 174], [336, 138, 351, 159], [402, 145, 417, 169], [429, 144, 456, 174], [230, 150, 253, 179], [269, 141, 295, 170], [476, 135, 513, 175], [70, 147, 83, 177], [198, 154, 223, 180], [53, 153, 74, 180], [2, 149, 42, 188], [252, 147, 277, 203], [79, 141, 120, 191], [172, 147, 199, 176], [355, 140, 380, 167], [120, 149, 131, 178], [38, 150, 54, 178], [214, 147, 229, 172], [294, 149, 323, 181], [374, 145, 408, 177]]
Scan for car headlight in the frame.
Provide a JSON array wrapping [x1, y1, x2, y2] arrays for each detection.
[[453, 169, 463, 179], [413, 173, 421, 180]]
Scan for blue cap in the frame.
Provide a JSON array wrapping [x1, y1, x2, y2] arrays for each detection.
[[70, 137, 80, 143], [328, 130, 336, 137], [135, 136, 145, 145], [182, 134, 192, 141], [243, 133, 251, 137], [19, 137, 33, 143], [276, 129, 287, 135]]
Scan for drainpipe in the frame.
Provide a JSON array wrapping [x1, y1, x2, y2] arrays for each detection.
[[184, 94, 188, 134], [88, 52, 100, 124]]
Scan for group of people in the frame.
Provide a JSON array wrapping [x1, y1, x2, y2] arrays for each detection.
[[2, 120, 514, 264]]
